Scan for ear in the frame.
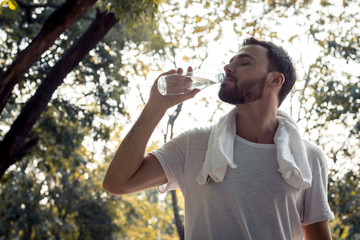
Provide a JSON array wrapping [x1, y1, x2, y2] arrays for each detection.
[[270, 72, 285, 87]]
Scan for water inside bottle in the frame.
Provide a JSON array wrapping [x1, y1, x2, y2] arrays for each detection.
[[157, 72, 224, 95]]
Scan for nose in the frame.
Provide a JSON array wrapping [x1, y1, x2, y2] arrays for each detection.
[[224, 62, 233, 74]]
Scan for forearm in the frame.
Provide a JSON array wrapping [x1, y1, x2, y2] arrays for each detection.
[[103, 103, 166, 193]]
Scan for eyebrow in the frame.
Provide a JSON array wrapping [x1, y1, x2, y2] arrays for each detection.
[[229, 53, 256, 63]]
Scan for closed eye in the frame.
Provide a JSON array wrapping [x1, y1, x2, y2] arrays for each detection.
[[229, 54, 255, 65]]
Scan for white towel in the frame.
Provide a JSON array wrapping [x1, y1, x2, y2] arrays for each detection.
[[196, 107, 312, 190]]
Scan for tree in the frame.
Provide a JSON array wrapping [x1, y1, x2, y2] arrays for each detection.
[[0, 103, 177, 239], [0, 0, 161, 177], [286, 1, 360, 236], [0, 0, 169, 238], [0, 105, 118, 238], [328, 167, 360, 239], [0, 0, 98, 113]]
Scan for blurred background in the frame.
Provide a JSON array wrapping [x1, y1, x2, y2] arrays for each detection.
[[0, 0, 359, 239]]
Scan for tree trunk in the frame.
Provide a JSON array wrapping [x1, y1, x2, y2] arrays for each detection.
[[164, 104, 185, 240], [0, 11, 117, 178], [171, 190, 185, 240], [0, 0, 97, 114]]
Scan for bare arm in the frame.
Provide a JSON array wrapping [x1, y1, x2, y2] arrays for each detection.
[[302, 220, 332, 240], [102, 67, 199, 195]]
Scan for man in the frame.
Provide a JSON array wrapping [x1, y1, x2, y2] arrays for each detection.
[[103, 37, 334, 239]]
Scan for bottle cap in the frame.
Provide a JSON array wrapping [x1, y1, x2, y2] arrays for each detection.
[[216, 73, 225, 83]]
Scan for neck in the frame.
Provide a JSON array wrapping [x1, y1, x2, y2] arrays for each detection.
[[235, 101, 278, 144]]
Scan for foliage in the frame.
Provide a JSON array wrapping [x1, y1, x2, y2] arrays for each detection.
[[0, 0, 171, 238], [289, 2, 360, 235], [329, 167, 360, 240], [0, 130, 116, 239]]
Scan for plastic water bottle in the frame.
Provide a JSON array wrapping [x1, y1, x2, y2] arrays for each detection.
[[157, 72, 224, 95]]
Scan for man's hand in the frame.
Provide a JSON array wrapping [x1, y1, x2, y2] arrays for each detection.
[[147, 66, 200, 112]]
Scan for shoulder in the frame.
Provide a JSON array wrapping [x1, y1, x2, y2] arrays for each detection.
[[165, 126, 211, 148], [303, 140, 329, 175], [303, 140, 326, 158], [175, 126, 212, 140]]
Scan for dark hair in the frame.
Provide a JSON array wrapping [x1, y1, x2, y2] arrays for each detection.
[[242, 37, 297, 107]]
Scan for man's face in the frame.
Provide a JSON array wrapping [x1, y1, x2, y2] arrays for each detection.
[[218, 44, 270, 105]]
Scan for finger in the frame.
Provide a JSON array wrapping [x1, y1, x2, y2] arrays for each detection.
[[162, 69, 176, 76], [177, 68, 184, 75], [155, 69, 176, 83], [186, 66, 194, 76]]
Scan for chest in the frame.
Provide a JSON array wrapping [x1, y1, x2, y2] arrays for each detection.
[[184, 137, 301, 203]]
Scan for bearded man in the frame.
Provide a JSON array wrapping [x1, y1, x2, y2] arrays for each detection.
[[103, 37, 334, 240]]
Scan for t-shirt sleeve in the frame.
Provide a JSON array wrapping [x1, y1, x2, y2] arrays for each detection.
[[301, 143, 335, 225], [149, 131, 188, 193]]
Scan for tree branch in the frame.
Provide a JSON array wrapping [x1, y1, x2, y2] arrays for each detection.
[[170, 190, 185, 240], [162, 102, 184, 239], [0, 11, 117, 178], [0, 0, 97, 115]]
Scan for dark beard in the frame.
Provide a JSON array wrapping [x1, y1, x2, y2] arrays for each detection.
[[218, 74, 267, 105]]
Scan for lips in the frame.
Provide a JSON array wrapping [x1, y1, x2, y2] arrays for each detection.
[[225, 74, 237, 82]]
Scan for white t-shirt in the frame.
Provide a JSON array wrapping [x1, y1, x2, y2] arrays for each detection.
[[150, 127, 334, 240]]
